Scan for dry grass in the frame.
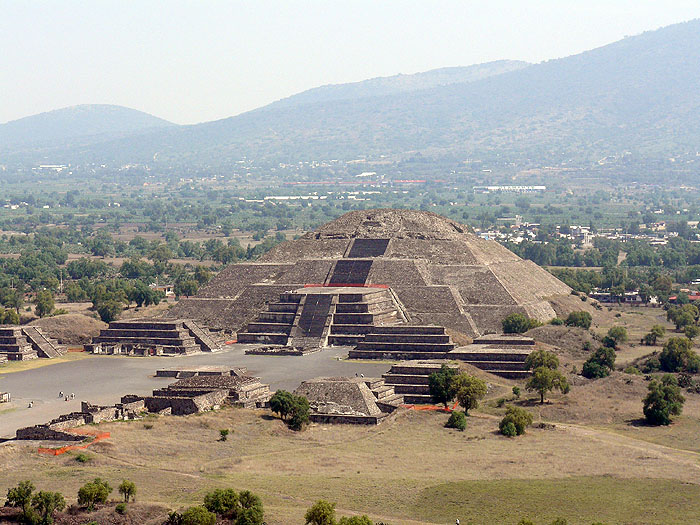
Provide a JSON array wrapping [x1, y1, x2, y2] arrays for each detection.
[[0, 352, 91, 375], [3, 405, 700, 524]]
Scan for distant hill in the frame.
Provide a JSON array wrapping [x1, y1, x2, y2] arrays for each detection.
[[0, 104, 175, 152], [269, 60, 529, 108], [5, 20, 700, 168]]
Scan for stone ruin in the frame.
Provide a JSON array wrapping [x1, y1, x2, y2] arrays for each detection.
[[146, 368, 272, 413], [294, 376, 403, 424], [167, 209, 575, 343], [0, 326, 62, 361], [16, 396, 145, 441], [0, 392, 10, 403], [87, 318, 221, 356]]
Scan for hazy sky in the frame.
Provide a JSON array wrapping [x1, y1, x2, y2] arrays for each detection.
[[2, 1, 700, 125]]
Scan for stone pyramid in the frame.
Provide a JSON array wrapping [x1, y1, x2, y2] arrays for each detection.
[[168, 209, 573, 337]]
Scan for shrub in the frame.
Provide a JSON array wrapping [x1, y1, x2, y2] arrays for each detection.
[[512, 386, 521, 399], [338, 516, 374, 525], [203, 488, 238, 518], [659, 337, 700, 373], [607, 326, 628, 344], [452, 374, 487, 415], [582, 341, 593, 352], [499, 406, 533, 436], [118, 480, 136, 503], [115, 502, 127, 515], [581, 346, 616, 379], [75, 453, 91, 463], [643, 356, 661, 373], [428, 364, 458, 408], [237, 490, 264, 525], [269, 390, 295, 420], [643, 374, 685, 425], [305, 500, 336, 525], [623, 366, 642, 375], [77, 478, 112, 511], [502, 313, 540, 334], [181, 505, 216, 525], [565, 311, 592, 329], [288, 395, 310, 431], [6, 480, 35, 521], [31, 490, 65, 525], [219, 429, 229, 441], [445, 411, 467, 431], [550, 317, 564, 326], [601, 335, 618, 349], [684, 324, 700, 340]]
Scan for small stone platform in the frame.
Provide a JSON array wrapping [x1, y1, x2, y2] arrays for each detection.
[[348, 325, 455, 360], [88, 319, 220, 356], [382, 361, 460, 404], [448, 334, 535, 379]]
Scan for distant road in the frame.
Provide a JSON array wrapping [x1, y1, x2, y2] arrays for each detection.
[[0, 346, 391, 439]]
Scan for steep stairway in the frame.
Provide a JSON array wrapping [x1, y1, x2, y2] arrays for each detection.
[[236, 293, 301, 345], [0, 327, 38, 360], [22, 327, 62, 358], [328, 289, 404, 346]]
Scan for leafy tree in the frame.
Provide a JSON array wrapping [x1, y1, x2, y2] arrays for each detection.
[[524, 349, 559, 371], [667, 304, 698, 330], [118, 480, 136, 503], [452, 374, 487, 415], [6, 480, 35, 520], [34, 290, 54, 318], [31, 490, 65, 525], [428, 364, 458, 408], [643, 325, 666, 346], [607, 326, 628, 345], [502, 313, 540, 334], [288, 395, 310, 431], [305, 500, 336, 525], [96, 299, 123, 323], [582, 346, 616, 379], [499, 406, 533, 436], [204, 488, 239, 518], [77, 478, 112, 511], [658, 337, 700, 373], [684, 324, 700, 340], [512, 386, 521, 398], [181, 505, 216, 525], [194, 266, 212, 285], [175, 279, 199, 298], [269, 390, 295, 421], [643, 374, 685, 425], [526, 367, 570, 404], [236, 490, 264, 525], [565, 311, 592, 329], [0, 308, 20, 325]]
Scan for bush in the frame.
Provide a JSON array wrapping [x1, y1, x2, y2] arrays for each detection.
[[502, 313, 540, 334], [204, 488, 238, 518], [581, 346, 616, 379], [607, 326, 628, 344], [31, 490, 65, 525], [659, 337, 700, 373], [269, 390, 295, 421], [338, 516, 374, 525], [219, 429, 229, 441], [512, 386, 521, 399], [643, 356, 661, 373], [445, 411, 467, 431], [643, 374, 685, 425], [550, 317, 564, 326], [6, 480, 35, 522], [499, 406, 533, 436], [181, 505, 216, 525], [305, 500, 336, 525], [115, 502, 127, 515], [684, 324, 700, 340], [77, 478, 112, 511], [75, 453, 91, 463], [582, 341, 593, 352], [565, 311, 592, 329], [118, 480, 136, 503], [288, 395, 310, 431], [623, 366, 642, 375]]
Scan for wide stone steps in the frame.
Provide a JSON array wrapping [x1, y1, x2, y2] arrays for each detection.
[[330, 324, 375, 335], [333, 310, 398, 325], [237, 333, 289, 345], [371, 326, 447, 335], [349, 350, 451, 360], [380, 361, 460, 405], [22, 327, 61, 358], [257, 312, 296, 323], [182, 320, 220, 352], [454, 352, 529, 362], [245, 322, 293, 335], [327, 334, 365, 346], [363, 334, 451, 344], [94, 335, 197, 346], [354, 342, 454, 352], [391, 384, 430, 395], [381, 373, 430, 385], [466, 360, 529, 371]]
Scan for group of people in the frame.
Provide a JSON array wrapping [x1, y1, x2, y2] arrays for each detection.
[[27, 391, 76, 408]]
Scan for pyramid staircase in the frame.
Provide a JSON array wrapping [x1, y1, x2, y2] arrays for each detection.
[[22, 327, 62, 358], [449, 335, 535, 380], [90, 319, 215, 355], [382, 361, 460, 404], [363, 377, 404, 412], [328, 289, 404, 346], [0, 327, 38, 361], [237, 292, 301, 345], [348, 325, 455, 360], [182, 320, 221, 352]]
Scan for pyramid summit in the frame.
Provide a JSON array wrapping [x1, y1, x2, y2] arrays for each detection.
[[169, 209, 577, 341]]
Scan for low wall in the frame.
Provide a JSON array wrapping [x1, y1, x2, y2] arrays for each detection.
[[16, 426, 84, 441]]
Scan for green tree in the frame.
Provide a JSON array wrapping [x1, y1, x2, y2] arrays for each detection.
[[288, 395, 310, 431], [5, 480, 35, 520], [452, 374, 487, 415], [338, 517, 373, 525], [204, 488, 238, 518], [118, 480, 136, 503], [236, 490, 264, 525], [305, 500, 336, 525], [502, 313, 540, 334], [643, 374, 685, 425], [684, 324, 700, 340], [194, 266, 212, 285], [34, 290, 54, 318], [96, 299, 123, 323], [524, 349, 559, 371], [565, 311, 592, 329], [175, 279, 199, 298], [269, 390, 295, 421], [643, 325, 666, 345], [526, 367, 570, 404], [428, 364, 458, 408], [659, 337, 700, 373], [607, 326, 628, 344], [499, 406, 533, 436], [582, 346, 616, 379], [181, 505, 216, 525], [77, 478, 112, 511], [31, 490, 65, 525]]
